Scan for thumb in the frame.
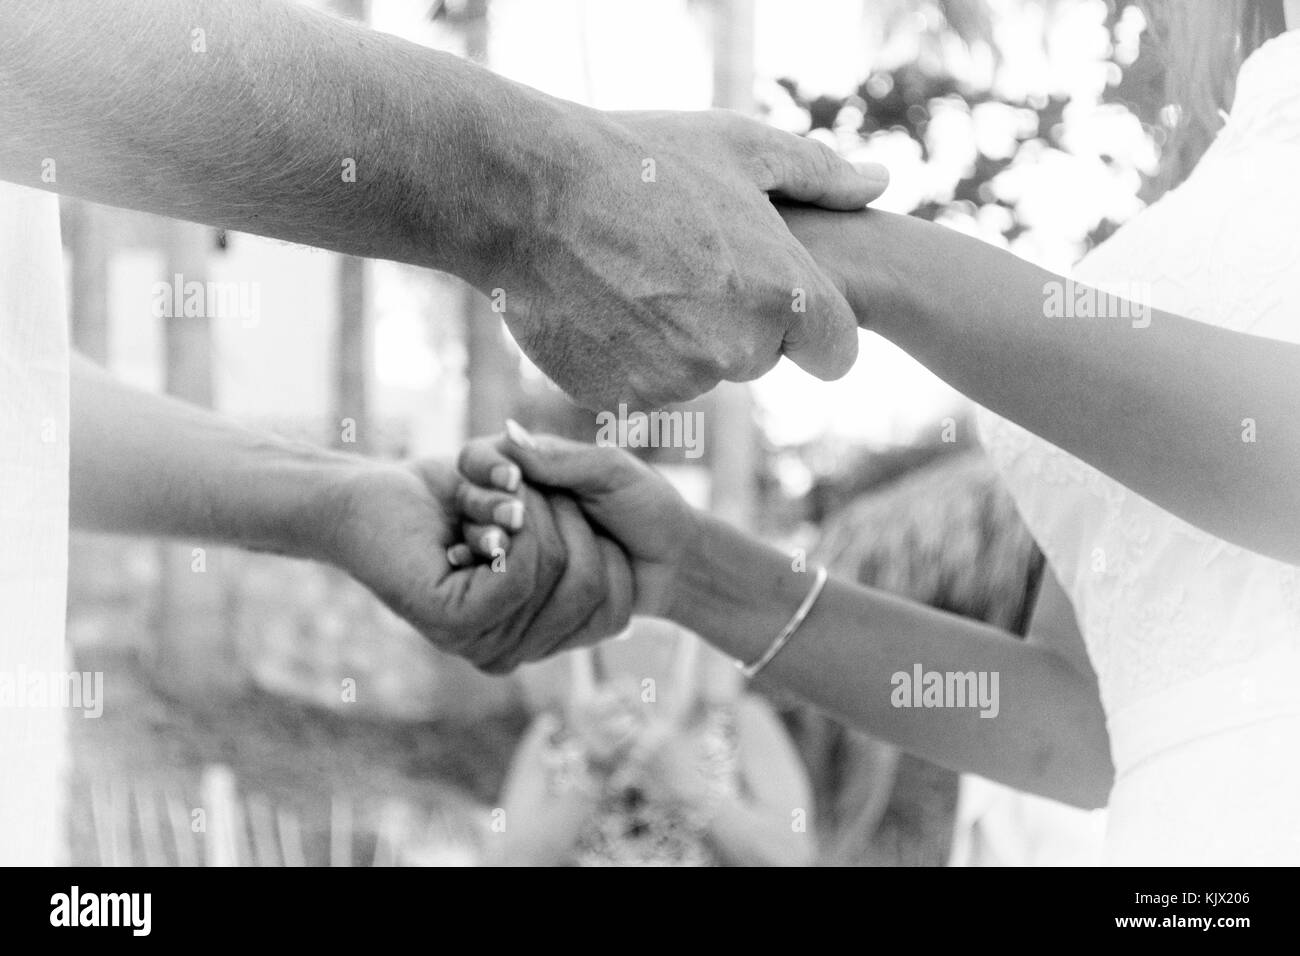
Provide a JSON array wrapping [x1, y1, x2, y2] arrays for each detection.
[[501, 420, 644, 498], [780, 251, 860, 381], [753, 125, 890, 209]]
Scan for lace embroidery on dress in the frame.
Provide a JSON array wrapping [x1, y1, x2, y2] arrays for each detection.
[[976, 29, 1300, 715]]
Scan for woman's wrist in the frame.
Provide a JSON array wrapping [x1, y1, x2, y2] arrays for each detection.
[[665, 514, 823, 671], [847, 210, 941, 345]]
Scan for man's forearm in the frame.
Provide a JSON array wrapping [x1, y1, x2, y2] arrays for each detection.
[[70, 353, 358, 561], [0, 0, 574, 284]]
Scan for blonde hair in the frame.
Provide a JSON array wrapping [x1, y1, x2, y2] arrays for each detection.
[[1140, 0, 1287, 189]]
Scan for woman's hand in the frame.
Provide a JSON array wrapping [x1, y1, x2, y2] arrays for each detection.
[[455, 421, 700, 618]]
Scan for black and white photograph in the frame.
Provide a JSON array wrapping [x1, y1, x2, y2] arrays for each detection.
[[0, 0, 1292, 922]]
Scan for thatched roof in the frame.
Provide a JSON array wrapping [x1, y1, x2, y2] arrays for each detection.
[[816, 450, 1042, 634]]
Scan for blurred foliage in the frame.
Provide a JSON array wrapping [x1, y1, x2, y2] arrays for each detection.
[[773, 0, 1172, 514], [777, 0, 1164, 252]]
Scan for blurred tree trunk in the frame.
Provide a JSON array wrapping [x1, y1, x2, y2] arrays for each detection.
[[64, 199, 116, 667], [459, 0, 520, 437], [163, 223, 216, 410], [65, 199, 111, 364], [334, 256, 370, 450], [708, 0, 759, 527], [333, 0, 372, 450], [155, 220, 242, 703], [463, 288, 520, 437]]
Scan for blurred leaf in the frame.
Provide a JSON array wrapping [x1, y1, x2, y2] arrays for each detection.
[[938, 0, 995, 47]]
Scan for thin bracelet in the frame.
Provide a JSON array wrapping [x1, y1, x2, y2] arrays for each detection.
[[737, 565, 829, 679]]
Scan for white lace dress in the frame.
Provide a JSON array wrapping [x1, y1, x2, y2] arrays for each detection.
[[978, 29, 1300, 865]]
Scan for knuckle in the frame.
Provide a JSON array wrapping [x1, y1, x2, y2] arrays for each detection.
[[455, 442, 478, 477], [714, 328, 775, 380], [806, 137, 841, 177], [745, 346, 782, 380]]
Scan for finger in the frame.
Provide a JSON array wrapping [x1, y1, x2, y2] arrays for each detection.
[[499, 420, 646, 499], [491, 495, 610, 669], [457, 438, 520, 489], [779, 243, 860, 381], [472, 489, 571, 673], [749, 124, 890, 208], [427, 517, 541, 655], [460, 522, 511, 561], [455, 482, 525, 532]]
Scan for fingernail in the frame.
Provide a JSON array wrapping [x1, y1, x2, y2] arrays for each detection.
[[505, 418, 537, 450], [481, 528, 505, 555], [491, 463, 521, 492], [852, 160, 890, 189], [493, 499, 524, 531], [447, 543, 473, 568]]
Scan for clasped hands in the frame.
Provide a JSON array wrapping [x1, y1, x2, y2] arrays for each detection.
[[321, 420, 692, 674]]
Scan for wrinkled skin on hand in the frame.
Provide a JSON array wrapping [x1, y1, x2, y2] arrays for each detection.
[[495, 108, 888, 408], [325, 458, 636, 674]]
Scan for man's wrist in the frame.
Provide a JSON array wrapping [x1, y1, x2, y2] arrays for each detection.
[[428, 72, 595, 289], [225, 440, 370, 566]]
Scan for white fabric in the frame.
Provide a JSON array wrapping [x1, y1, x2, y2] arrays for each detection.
[[978, 30, 1300, 864], [0, 183, 70, 865], [949, 774, 1105, 867]]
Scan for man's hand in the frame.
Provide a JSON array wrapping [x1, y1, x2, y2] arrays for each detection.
[[321, 459, 635, 674], [491, 108, 889, 408]]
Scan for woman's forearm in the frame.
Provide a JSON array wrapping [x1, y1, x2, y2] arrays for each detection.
[[790, 208, 1300, 564], [667, 514, 1113, 809]]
